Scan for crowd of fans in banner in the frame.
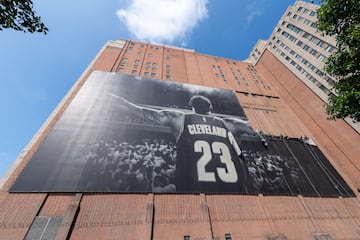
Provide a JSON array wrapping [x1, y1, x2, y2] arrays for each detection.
[[242, 150, 301, 194], [80, 137, 177, 192], [79, 127, 303, 194]]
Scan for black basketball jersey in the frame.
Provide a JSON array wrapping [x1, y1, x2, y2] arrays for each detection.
[[175, 113, 248, 193]]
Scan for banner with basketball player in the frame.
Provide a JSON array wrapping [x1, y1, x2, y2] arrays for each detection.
[[10, 71, 355, 197]]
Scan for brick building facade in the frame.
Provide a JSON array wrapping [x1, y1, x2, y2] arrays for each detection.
[[0, 39, 359, 240]]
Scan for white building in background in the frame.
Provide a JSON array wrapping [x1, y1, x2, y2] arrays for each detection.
[[248, 0, 359, 133]]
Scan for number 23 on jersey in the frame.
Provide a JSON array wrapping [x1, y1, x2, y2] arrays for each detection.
[[195, 140, 238, 183]]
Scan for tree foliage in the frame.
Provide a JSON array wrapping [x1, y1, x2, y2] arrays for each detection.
[[316, 0, 360, 122], [0, 0, 48, 34]]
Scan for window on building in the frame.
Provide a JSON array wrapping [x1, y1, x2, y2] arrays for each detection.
[[310, 36, 318, 43], [326, 45, 334, 52], [225, 233, 232, 240], [118, 67, 123, 72], [132, 70, 137, 75], [303, 9, 309, 14], [304, 19, 310, 25], [301, 59, 308, 65], [281, 31, 297, 42], [303, 44, 309, 51], [297, 40, 303, 46], [316, 69, 324, 76], [166, 56, 171, 61], [151, 73, 156, 77], [135, 60, 140, 64], [146, 61, 151, 66], [318, 54, 326, 62], [152, 63, 157, 67], [121, 58, 128, 63], [310, 49, 317, 55], [287, 24, 301, 34], [310, 11, 316, 16], [308, 76, 316, 82], [290, 60, 296, 66], [317, 40, 324, 47], [293, 14, 297, 19], [137, 51, 143, 56], [144, 72, 149, 76], [311, 22, 316, 28], [319, 84, 328, 92], [290, 50, 295, 55], [166, 75, 170, 80], [303, 32, 309, 38], [184, 236, 190, 240], [297, 7, 303, 12], [148, 53, 153, 57], [152, 68, 156, 72], [166, 65, 171, 69], [287, 11, 292, 16], [326, 78, 335, 85]]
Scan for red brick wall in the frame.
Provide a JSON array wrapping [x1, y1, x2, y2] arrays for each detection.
[[1, 41, 360, 240]]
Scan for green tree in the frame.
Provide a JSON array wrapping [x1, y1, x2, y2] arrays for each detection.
[[0, 0, 48, 34], [316, 0, 360, 122]]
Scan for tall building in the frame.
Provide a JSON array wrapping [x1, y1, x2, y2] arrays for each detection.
[[1, 1, 360, 238], [247, 0, 359, 133], [0, 38, 359, 240]]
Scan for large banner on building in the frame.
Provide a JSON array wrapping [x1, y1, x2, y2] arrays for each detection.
[[10, 71, 354, 197]]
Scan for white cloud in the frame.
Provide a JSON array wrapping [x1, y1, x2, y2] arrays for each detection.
[[117, 0, 208, 44], [245, 0, 265, 24]]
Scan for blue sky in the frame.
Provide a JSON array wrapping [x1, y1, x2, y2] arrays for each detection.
[[0, 0, 313, 179]]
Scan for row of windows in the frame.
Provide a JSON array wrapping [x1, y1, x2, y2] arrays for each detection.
[[213, 58, 238, 65], [129, 42, 174, 51], [277, 30, 332, 64], [212, 65, 251, 86], [292, 13, 317, 29], [297, 6, 316, 17], [213, 65, 229, 84], [272, 43, 332, 96], [275, 39, 326, 77], [118, 57, 172, 80], [281, 31, 297, 42], [281, 23, 335, 54], [247, 65, 272, 90]]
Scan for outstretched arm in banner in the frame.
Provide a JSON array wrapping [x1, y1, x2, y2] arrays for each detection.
[[106, 91, 185, 137]]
